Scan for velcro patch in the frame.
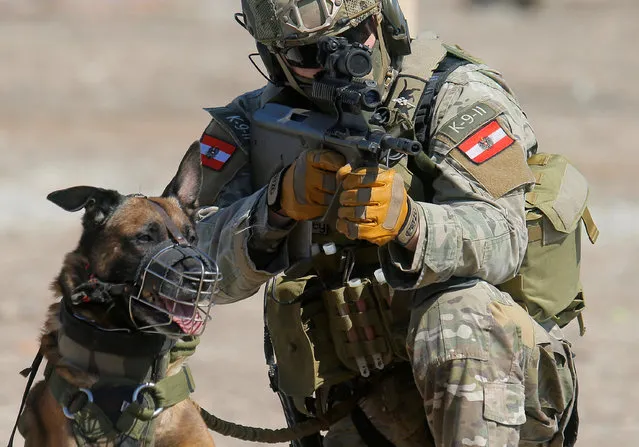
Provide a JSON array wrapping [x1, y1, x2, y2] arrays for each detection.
[[200, 134, 236, 171], [450, 117, 535, 198], [437, 102, 499, 145], [458, 120, 514, 164]]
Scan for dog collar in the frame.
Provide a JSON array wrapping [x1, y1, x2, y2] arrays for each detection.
[[59, 301, 175, 360]]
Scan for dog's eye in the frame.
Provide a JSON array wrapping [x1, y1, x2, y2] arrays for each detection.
[[136, 233, 154, 243]]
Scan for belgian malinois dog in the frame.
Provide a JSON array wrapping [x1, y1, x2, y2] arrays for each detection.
[[14, 143, 217, 447]]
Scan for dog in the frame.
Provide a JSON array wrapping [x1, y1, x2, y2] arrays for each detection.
[[15, 143, 217, 447]]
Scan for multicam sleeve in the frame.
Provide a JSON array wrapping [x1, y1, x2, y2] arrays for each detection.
[[197, 188, 294, 304], [195, 119, 295, 304], [380, 64, 536, 289]]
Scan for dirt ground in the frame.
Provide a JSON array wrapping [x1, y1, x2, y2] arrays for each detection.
[[0, 1, 637, 446]]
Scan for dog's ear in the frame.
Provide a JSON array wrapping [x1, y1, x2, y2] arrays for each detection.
[[162, 141, 203, 211], [47, 186, 121, 226]]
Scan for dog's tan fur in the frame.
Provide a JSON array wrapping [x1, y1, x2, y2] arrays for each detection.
[[18, 144, 216, 446]]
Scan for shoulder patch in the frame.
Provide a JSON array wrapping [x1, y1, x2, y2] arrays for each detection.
[[200, 134, 236, 171], [458, 120, 513, 164], [204, 107, 252, 153], [437, 102, 499, 145], [449, 117, 535, 198]]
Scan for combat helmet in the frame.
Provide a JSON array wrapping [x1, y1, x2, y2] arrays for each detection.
[[239, 0, 412, 95]]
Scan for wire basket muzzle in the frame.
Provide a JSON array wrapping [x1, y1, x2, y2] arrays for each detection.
[[131, 241, 221, 335]]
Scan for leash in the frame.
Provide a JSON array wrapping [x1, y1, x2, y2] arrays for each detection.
[[7, 350, 43, 447], [9, 352, 382, 446], [196, 394, 360, 444], [195, 367, 399, 445], [8, 354, 369, 446]]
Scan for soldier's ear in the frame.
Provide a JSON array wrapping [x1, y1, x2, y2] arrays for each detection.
[[47, 186, 122, 226], [162, 141, 203, 211]]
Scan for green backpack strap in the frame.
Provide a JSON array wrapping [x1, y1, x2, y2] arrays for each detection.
[[442, 43, 485, 65], [581, 206, 599, 244], [386, 34, 481, 146], [387, 37, 476, 199], [385, 33, 447, 137]]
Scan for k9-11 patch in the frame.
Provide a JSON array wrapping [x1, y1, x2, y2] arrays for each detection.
[[458, 120, 514, 164], [199, 134, 236, 171]]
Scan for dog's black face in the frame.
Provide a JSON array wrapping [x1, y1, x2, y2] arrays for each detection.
[[48, 143, 213, 337]]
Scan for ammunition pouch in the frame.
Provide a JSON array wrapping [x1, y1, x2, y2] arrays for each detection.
[[266, 275, 352, 400], [322, 279, 392, 374], [265, 273, 411, 408]]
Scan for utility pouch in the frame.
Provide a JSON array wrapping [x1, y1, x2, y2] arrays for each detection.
[[322, 279, 394, 375], [265, 275, 354, 399], [499, 153, 599, 333], [370, 283, 411, 363]]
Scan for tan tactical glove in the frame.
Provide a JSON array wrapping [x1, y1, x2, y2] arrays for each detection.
[[336, 164, 419, 246], [267, 150, 346, 221]]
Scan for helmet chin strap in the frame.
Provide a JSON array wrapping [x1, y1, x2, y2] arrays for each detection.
[[274, 52, 310, 99], [372, 16, 397, 101]]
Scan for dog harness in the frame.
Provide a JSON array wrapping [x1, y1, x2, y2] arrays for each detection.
[[50, 302, 199, 446], [9, 302, 199, 447], [9, 302, 200, 447]]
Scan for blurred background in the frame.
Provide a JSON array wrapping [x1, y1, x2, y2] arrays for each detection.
[[0, 0, 637, 445]]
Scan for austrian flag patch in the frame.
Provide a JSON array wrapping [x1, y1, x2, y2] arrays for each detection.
[[458, 120, 514, 164], [199, 134, 236, 171]]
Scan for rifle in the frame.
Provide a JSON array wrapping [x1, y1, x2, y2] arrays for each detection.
[[254, 36, 421, 164], [252, 36, 422, 222]]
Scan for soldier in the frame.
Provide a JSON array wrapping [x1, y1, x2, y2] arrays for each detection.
[[194, 0, 579, 446]]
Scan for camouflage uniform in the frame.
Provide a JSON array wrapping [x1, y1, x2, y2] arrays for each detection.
[[196, 35, 577, 447]]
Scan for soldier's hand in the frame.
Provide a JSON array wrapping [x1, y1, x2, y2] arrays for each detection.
[[269, 150, 346, 221], [336, 165, 419, 246]]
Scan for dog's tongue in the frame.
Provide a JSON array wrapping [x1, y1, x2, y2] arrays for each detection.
[[172, 315, 203, 336], [164, 299, 203, 335]]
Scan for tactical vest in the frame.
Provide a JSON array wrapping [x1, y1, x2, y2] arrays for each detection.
[[200, 33, 597, 408]]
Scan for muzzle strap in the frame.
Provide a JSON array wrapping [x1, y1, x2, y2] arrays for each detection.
[[70, 279, 132, 305], [147, 200, 188, 246]]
